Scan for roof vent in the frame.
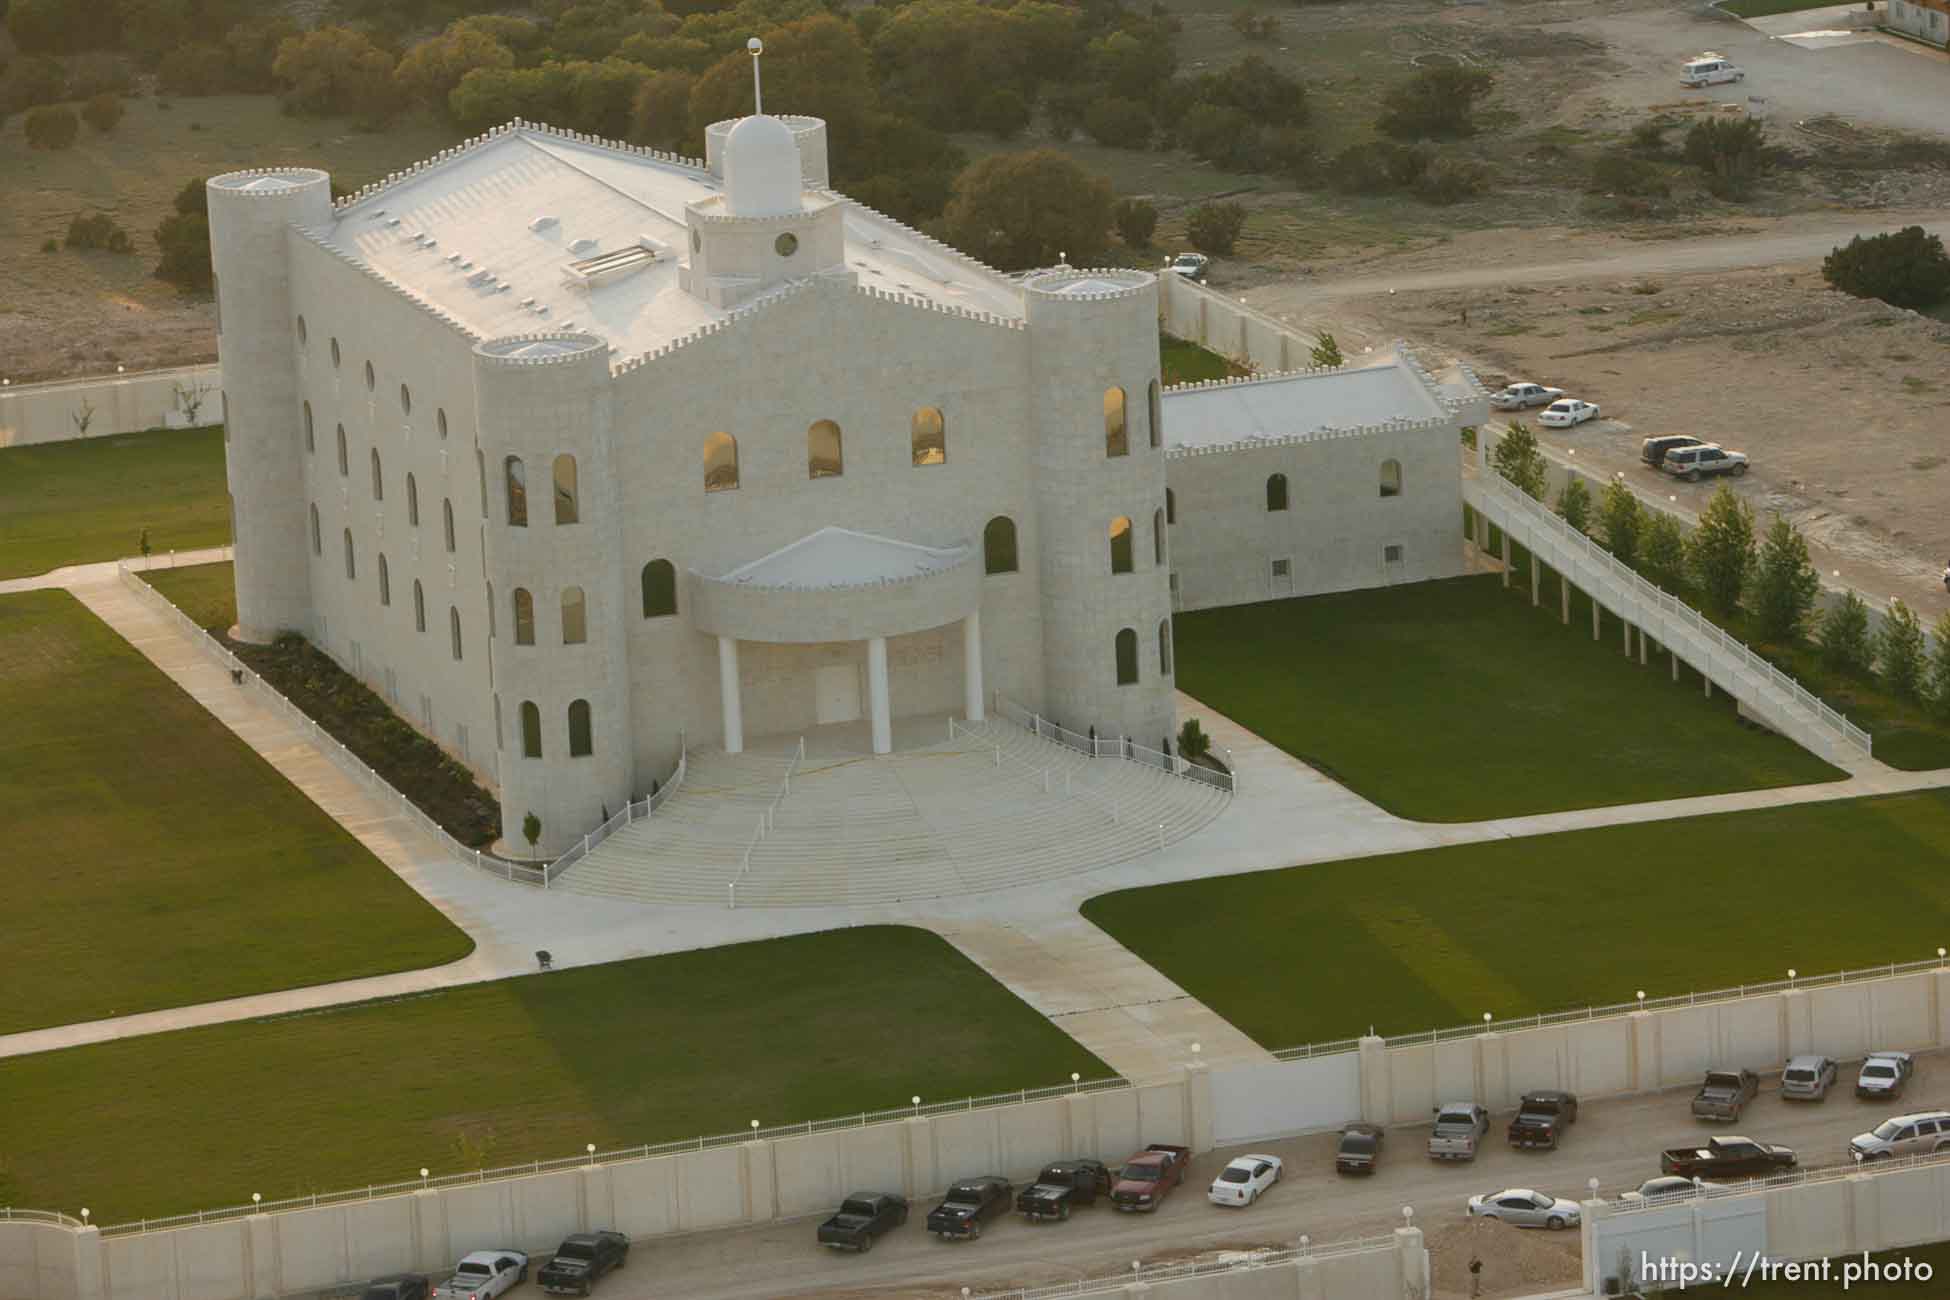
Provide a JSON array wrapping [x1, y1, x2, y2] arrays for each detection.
[[568, 237, 599, 255], [519, 297, 536, 308], [444, 252, 462, 264], [561, 244, 659, 290], [466, 269, 493, 286], [529, 215, 559, 232], [370, 208, 389, 219], [385, 217, 402, 227]]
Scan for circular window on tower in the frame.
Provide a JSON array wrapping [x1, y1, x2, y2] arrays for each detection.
[[775, 232, 799, 258]]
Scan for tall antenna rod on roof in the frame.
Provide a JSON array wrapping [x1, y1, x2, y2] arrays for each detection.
[[748, 37, 764, 116]]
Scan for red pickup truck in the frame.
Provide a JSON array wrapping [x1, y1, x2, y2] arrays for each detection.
[[1110, 1144, 1192, 1212]]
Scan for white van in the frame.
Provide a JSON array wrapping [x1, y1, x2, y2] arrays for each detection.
[[1681, 54, 1744, 87]]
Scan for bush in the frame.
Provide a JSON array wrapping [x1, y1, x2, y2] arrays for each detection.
[[1556, 475, 1592, 535], [24, 104, 79, 150], [1084, 95, 1152, 149], [1377, 66, 1494, 140], [1591, 150, 1669, 198], [154, 177, 213, 294], [1628, 118, 1670, 154], [1177, 103, 1256, 168], [1328, 144, 1393, 195], [1639, 511, 1687, 591], [1381, 141, 1432, 189], [1597, 480, 1643, 565], [1876, 600, 1926, 700], [1113, 197, 1158, 248], [1231, 9, 1279, 37], [1041, 84, 1091, 142], [1, 55, 67, 113], [1413, 156, 1488, 205], [1683, 116, 1767, 198], [66, 51, 133, 99], [1818, 590, 1873, 675], [975, 87, 1031, 141], [158, 43, 229, 97], [65, 212, 133, 253], [1185, 200, 1247, 256], [1822, 226, 1950, 310], [81, 92, 124, 133], [272, 25, 401, 125]]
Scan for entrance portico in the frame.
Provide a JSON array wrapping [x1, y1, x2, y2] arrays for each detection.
[[692, 527, 986, 755]]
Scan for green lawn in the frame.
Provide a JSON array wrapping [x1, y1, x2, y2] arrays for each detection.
[[1084, 788, 1950, 1050], [1160, 331, 1250, 386], [0, 426, 228, 579], [0, 926, 1106, 1220], [1719, 0, 1846, 17], [1173, 574, 1842, 822], [1731, 1243, 1950, 1296], [0, 589, 472, 1036]]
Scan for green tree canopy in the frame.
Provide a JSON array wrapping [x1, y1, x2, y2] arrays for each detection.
[[1378, 66, 1494, 140], [1876, 599, 1926, 700], [273, 26, 400, 123], [1556, 475, 1592, 536], [1750, 514, 1821, 643], [1597, 479, 1643, 565], [1687, 485, 1756, 615], [1823, 226, 1950, 310], [1492, 421, 1548, 500], [937, 148, 1113, 271]]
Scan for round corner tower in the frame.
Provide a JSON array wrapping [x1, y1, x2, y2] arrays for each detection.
[[1022, 268, 1175, 748], [207, 167, 334, 642], [472, 332, 633, 858]]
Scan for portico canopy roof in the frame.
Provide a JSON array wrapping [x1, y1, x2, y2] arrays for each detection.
[[691, 526, 982, 643], [719, 526, 970, 590]]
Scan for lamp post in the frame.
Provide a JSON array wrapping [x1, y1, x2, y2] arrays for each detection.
[[251, 1193, 261, 1212], [1788, 968, 1797, 989], [586, 1143, 597, 1165], [419, 1168, 429, 1188], [911, 1095, 922, 1116], [1071, 1071, 1082, 1093], [747, 37, 764, 115], [1636, 990, 1646, 1011]]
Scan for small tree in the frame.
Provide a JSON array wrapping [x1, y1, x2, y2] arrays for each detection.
[[139, 527, 152, 561], [1083, 95, 1153, 149], [1822, 226, 1950, 310], [1309, 331, 1344, 368], [71, 398, 96, 438], [154, 176, 213, 294], [1176, 717, 1212, 764], [1596, 479, 1643, 565], [81, 92, 123, 133], [1555, 475, 1592, 535], [1491, 421, 1548, 501], [522, 811, 542, 858], [1377, 66, 1495, 140], [1749, 515, 1821, 644], [1875, 599, 1926, 700], [1639, 510, 1688, 592], [1928, 611, 1950, 721], [1185, 201, 1247, 256], [24, 104, 80, 150], [1682, 116, 1767, 198], [974, 87, 1031, 141], [938, 149, 1114, 270], [1687, 485, 1755, 615], [1113, 197, 1158, 249], [1817, 590, 1873, 675], [173, 378, 213, 426]]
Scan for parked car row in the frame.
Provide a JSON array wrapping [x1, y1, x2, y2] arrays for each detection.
[[356, 1233, 629, 1300]]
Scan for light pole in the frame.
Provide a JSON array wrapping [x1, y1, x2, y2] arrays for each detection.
[[747, 37, 764, 115]]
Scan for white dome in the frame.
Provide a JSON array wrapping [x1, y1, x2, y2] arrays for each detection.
[[722, 114, 803, 217]]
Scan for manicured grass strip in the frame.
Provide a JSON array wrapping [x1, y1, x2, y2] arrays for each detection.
[[143, 564, 501, 846], [1161, 331, 1249, 386], [1084, 788, 1950, 1051], [0, 426, 228, 579], [0, 927, 1108, 1221], [1732, 1242, 1950, 1296], [1173, 574, 1841, 823], [0, 590, 472, 1036], [1720, 0, 1844, 18]]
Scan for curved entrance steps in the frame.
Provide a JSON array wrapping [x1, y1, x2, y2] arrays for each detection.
[[554, 719, 1231, 907]]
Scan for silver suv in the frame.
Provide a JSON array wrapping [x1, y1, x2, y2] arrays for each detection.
[[1849, 1110, 1950, 1163], [1662, 443, 1748, 481], [1781, 1055, 1837, 1102]]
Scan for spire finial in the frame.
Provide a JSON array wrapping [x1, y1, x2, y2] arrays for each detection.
[[747, 37, 764, 116]]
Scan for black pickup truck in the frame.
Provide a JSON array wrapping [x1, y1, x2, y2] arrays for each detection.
[[926, 1176, 1013, 1240], [1508, 1090, 1580, 1150], [536, 1231, 629, 1296], [817, 1192, 908, 1252], [1660, 1135, 1797, 1180], [1016, 1160, 1111, 1221]]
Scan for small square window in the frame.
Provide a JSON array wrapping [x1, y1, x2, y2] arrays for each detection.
[[1271, 559, 1291, 577], [1384, 544, 1404, 563]]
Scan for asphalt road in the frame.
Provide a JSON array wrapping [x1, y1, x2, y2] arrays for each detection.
[[576, 1051, 1948, 1299], [1250, 212, 1950, 307]]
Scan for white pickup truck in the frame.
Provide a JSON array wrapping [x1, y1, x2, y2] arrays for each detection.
[[1428, 1102, 1490, 1161], [1489, 382, 1564, 411]]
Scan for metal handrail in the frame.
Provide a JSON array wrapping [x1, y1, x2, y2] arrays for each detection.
[[992, 692, 1235, 794]]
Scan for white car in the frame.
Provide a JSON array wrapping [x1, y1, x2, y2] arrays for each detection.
[[1207, 1153, 1283, 1206], [1681, 54, 1743, 87], [1165, 253, 1210, 282], [1466, 1188, 1581, 1229], [433, 1250, 529, 1300], [1621, 1176, 1720, 1202], [1539, 398, 1599, 428]]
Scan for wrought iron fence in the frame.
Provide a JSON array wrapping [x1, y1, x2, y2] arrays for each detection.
[[992, 692, 1236, 794]]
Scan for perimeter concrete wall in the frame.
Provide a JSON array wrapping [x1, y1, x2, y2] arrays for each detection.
[[0, 367, 223, 447], [1159, 276, 1310, 375]]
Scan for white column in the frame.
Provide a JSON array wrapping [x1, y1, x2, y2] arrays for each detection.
[[867, 635, 892, 755], [717, 635, 743, 755], [962, 611, 985, 722]]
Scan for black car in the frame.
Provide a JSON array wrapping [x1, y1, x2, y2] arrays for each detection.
[[1016, 1160, 1111, 1221], [536, 1230, 630, 1296], [817, 1191, 909, 1251], [926, 1175, 1013, 1239], [360, 1277, 430, 1300], [1335, 1124, 1385, 1174], [1641, 434, 1703, 469]]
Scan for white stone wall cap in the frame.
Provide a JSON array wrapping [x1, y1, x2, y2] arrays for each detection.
[[474, 332, 608, 365], [1020, 267, 1156, 302], [209, 167, 328, 195]]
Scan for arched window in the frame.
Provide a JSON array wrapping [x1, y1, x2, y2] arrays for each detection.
[[703, 432, 739, 492], [911, 407, 946, 466], [437, 408, 448, 440], [553, 454, 579, 525], [568, 700, 593, 757], [984, 516, 1018, 575], [642, 560, 677, 618], [1266, 473, 1289, 512], [808, 419, 843, 479], [1148, 379, 1162, 449], [443, 499, 456, 553], [303, 401, 314, 452], [1109, 516, 1134, 574], [399, 383, 411, 416], [370, 448, 384, 501], [413, 580, 426, 632], [504, 457, 527, 526], [449, 606, 463, 661], [336, 424, 348, 476], [1380, 459, 1403, 498], [1153, 507, 1166, 566], [296, 315, 307, 346], [363, 359, 375, 392], [520, 701, 542, 758], [513, 588, 535, 646], [1105, 387, 1128, 458], [1166, 487, 1176, 525], [1115, 627, 1139, 685], [406, 473, 419, 526], [378, 553, 391, 606], [309, 503, 320, 555], [561, 586, 587, 645], [330, 337, 341, 368], [342, 528, 356, 580], [476, 449, 487, 518], [1158, 619, 1173, 675]]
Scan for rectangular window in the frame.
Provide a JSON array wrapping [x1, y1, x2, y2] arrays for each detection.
[[1385, 544, 1405, 563], [1271, 559, 1291, 577]]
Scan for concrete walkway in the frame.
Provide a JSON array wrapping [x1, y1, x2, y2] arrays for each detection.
[[6, 556, 1950, 1083]]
